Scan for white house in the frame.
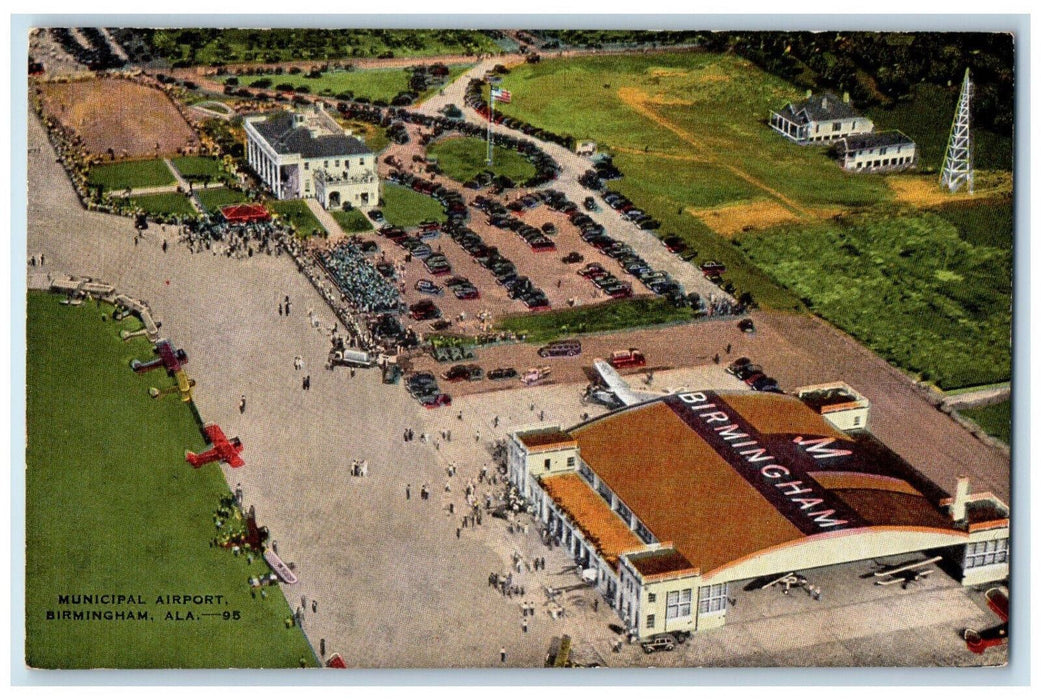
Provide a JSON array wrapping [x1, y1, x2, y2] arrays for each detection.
[[836, 131, 918, 173], [770, 91, 873, 145], [243, 105, 379, 210]]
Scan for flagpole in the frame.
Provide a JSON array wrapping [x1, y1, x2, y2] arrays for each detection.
[[487, 91, 495, 167]]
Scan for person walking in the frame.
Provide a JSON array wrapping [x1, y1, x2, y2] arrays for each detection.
[[500, 647, 507, 664], [239, 395, 246, 414], [406, 484, 411, 500]]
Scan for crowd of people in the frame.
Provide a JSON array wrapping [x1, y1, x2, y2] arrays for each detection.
[[178, 215, 288, 257], [317, 240, 403, 314]]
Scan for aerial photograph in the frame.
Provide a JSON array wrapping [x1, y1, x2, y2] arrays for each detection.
[[21, 23, 1014, 671]]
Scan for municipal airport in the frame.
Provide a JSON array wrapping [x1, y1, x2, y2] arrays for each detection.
[[24, 28, 1013, 669]]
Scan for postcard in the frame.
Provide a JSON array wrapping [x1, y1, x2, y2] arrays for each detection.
[[23, 25, 1013, 670]]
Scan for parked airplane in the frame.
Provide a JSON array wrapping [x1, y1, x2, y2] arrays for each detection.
[[186, 423, 245, 468], [131, 338, 188, 374]]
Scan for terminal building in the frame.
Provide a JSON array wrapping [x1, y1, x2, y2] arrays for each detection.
[[769, 91, 873, 145], [508, 387, 1009, 640], [243, 105, 379, 210]]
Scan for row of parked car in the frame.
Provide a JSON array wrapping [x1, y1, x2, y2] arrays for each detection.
[[405, 372, 452, 408], [385, 169, 468, 222], [576, 262, 633, 299], [601, 190, 662, 231], [445, 215, 550, 310], [726, 357, 781, 393], [463, 78, 573, 151], [486, 212, 556, 252]]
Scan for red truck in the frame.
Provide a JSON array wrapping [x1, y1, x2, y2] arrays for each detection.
[[608, 348, 647, 369]]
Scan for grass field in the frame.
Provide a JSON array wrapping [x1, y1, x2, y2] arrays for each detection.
[[234, 64, 471, 103], [88, 159, 176, 192], [380, 183, 447, 229], [25, 292, 316, 668], [736, 207, 1012, 390], [336, 119, 389, 154], [270, 200, 325, 237], [496, 297, 696, 344], [959, 400, 1012, 445], [426, 136, 537, 185], [171, 156, 232, 184], [196, 187, 251, 213], [331, 208, 374, 233], [121, 192, 197, 217]]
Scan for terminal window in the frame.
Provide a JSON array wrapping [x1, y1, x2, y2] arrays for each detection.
[[666, 589, 693, 620], [964, 538, 1009, 569], [698, 583, 728, 615], [647, 614, 656, 629]]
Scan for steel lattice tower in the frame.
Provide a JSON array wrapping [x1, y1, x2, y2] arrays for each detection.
[[940, 68, 974, 194]]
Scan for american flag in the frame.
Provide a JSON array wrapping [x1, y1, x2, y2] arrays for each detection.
[[490, 87, 512, 104]]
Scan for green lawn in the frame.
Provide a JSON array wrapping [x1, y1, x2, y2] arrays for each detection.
[[88, 159, 175, 192], [932, 199, 1015, 249], [331, 208, 374, 233], [736, 208, 1012, 390], [26, 291, 315, 668], [232, 63, 471, 103], [426, 136, 537, 185], [380, 183, 447, 229], [171, 156, 232, 184], [496, 297, 696, 344], [121, 192, 197, 217], [270, 200, 325, 237], [196, 187, 251, 213], [960, 400, 1012, 445]]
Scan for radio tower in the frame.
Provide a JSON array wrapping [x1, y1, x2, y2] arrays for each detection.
[[940, 68, 974, 194]]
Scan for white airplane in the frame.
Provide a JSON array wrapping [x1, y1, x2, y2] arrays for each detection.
[[592, 359, 677, 407], [873, 556, 941, 588]]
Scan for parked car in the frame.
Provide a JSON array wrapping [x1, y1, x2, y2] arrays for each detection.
[[521, 366, 552, 385], [409, 300, 442, 321], [583, 196, 597, 211], [368, 209, 385, 223], [419, 392, 452, 408], [579, 263, 607, 278], [538, 340, 582, 358], [442, 364, 483, 382], [487, 367, 518, 381], [726, 357, 752, 375], [752, 375, 779, 392], [414, 279, 443, 296], [734, 363, 763, 381], [701, 261, 726, 278], [641, 635, 676, 654], [662, 236, 688, 254], [738, 318, 756, 334], [561, 251, 584, 264]]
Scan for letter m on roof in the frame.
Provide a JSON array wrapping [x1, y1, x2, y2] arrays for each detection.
[[792, 436, 853, 460]]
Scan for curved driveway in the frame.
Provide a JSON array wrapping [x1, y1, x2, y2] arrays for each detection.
[[418, 60, 734, 304]]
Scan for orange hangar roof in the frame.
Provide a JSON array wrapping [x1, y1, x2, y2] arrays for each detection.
[[540, 472, 644, 567], [518, 429, 577, 452], [568, 390, 966, 577]]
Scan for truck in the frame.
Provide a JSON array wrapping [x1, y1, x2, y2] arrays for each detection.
[[330, 349, 376, 368], [608, 348, 646, 369]]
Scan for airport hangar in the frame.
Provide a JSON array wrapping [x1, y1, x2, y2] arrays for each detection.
[[508, 386, 1009, 640]]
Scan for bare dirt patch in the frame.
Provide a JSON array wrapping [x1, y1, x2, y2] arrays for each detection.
[[888, 172, 1013, 208], [37, 77, 198, 159], [688, 199, 804, 237]]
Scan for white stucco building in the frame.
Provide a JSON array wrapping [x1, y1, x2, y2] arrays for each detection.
[[243, 105, 379, 210], [837, 131, 918, 173], [770, 91, 873, 145]]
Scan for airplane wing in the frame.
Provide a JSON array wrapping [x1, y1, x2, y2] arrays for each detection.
[[226, 452, 246, 468], [592, 359, 661, 406], [202, 423, 223, 445], [157, 341, 182, 372]]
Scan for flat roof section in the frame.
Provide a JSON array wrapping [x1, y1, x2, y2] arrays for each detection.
[[722, 392, 847, 440], [518, 429, 577, 451], [626, 548, 697, 580], [540, 473, 644, 568]]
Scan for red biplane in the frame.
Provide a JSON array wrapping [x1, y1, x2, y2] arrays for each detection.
[[131, 339, 188, 374], [964, 587, 1009, 654], [186, 423, 245, 468]]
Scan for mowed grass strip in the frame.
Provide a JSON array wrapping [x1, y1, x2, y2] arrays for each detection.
[[959, 400, 1012, 445], [496, 297, 696, 344], [25, 292, 315, 668], [171, 156, 230, 182], [196, 187, 251, 213], [736, 208, 1012, 390], [270, 200, 325, 237], [121, 192, 198, 217], [236, 64, 471, 103], [381, 183, 446, 229], [426, 136, 537, 185], [88, 159, 176, 192], [331, 208, 374, 233]]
